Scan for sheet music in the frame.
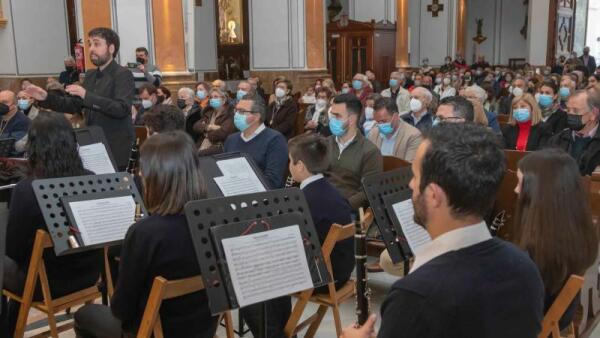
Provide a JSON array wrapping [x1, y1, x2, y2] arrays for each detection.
[[214, 175, 266, 196], [69, 196, 136, 246], [216, 158, 255, 177], [392, 199, 432, 254], [221, 225, 313, 307], [78, 143, 115, 174]]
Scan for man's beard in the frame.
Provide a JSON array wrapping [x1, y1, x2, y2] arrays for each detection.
[[412, 191, 428, 229], [91, 51, 111, 67]]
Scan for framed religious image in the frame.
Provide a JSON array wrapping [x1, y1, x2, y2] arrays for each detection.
[[218, 0, 243, 45]]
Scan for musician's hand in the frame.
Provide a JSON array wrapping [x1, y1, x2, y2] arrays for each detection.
[[66, 84, 86, 99], [137, 64, 146, 72], [24, 84, 48, 101], [340, 314, 377, 338]]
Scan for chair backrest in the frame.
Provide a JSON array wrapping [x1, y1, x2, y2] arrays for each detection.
[[295, 103, 310, 137], [383, 156, 411, 172], [137, 275, 205, 338], [504, 150, 531, 172], [538, 274, 585, 338], [490, 170, 518, 241], [320, 224, 355, 272], [588, 174, 600, 226], [497, 114, 509, 124]]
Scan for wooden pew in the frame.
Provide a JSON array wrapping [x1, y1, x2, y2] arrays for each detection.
[[295, 103, 310, 137], [134, 126, 149, 147], [504, 150, 531, 172]]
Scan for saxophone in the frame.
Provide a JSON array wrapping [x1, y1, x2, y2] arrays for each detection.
[[354, 208, 371, 326]]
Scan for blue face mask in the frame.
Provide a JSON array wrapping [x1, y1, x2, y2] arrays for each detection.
[[559, 87, 570, 99], [196, 90, 207, 100], [341, 88, 350, 94], [329, 117, 347, 137], [389, 79, 398, 87], [513, 108, 531, 123], [234, 111, 250, 131], [377, 122, 394, 136], [352, 80, 363, 91], [209, 98, 222, 109], [17, 99, 30, 111], [236, 90, 248, 101], [537, 94, 554, 108]]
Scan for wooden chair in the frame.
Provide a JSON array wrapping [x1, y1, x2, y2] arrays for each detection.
[[382, 156, 410, 172], [137, 275, 234, 338], [490, 169, 519, 241], [538, 275, 585, 338], [284, 223, 356, 338], [504, 150, 531, 172], [2, 230, 101, 338], [497, 114, 509, 124], [578, 253, 600, 335]]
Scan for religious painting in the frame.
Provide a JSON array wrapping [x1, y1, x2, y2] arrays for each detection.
[[218, 0, 243, 45]]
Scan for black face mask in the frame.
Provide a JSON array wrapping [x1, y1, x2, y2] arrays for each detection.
[[157, 95, 165, 104], [0, 103, 9, 116], [65, 66, 75, 72], [566, 114, 584, 131], [136, 57, 145, 64], [177, 99, 187, 109]]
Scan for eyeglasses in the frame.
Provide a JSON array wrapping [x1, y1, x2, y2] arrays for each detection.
[[236, 110, 254, 115], [436, 116, 465, 122]]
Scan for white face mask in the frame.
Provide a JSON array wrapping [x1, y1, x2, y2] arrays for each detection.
[[316, 98, 327, 109], [275, 87, 286, 98], [410, 98, 423, 112], [142, 99, 153, 109], [364, 107, 374, 120], [512, 87, 524, 97], [443, 78, 451, 85]]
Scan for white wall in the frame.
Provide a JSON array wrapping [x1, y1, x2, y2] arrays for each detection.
[[194, 0, 218, 71], [407, 0, 456, 66], [112, 0, 152, 66], [350, 0, 395, 23], [0, 0, 17, 75], [527, 0, 549, 65]]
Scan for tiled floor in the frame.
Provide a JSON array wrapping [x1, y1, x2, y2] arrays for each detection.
[[22, 266, 600, 337]]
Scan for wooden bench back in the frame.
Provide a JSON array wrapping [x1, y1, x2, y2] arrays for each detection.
[[538, 275, 585, 338], [383, 156, 411, 172]]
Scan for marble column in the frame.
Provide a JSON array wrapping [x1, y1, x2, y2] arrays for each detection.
[[306, 0, 326, 69], [395, 0, 409, 67], [151, 0, 187, 72], [456, 0, 467, 57], [80, 0, 112, 70]]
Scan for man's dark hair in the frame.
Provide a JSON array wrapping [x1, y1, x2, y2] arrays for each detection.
[[373, 97, 398, 115], [540, 79, 558, 95], [332, 93, 363, 116], [420, 123, 505, 219], [142, 104, 185, 134], [438, 96, 474, 122], [316, 87, 332, 98], [242, 94, 266, 121], [276, 79, 293, 93], [158, 85, 171, 98], [139, 83, 157, 96], [288, 133, 329, 174], [88, 27, 120, 57], [136, 47, 149, 55]]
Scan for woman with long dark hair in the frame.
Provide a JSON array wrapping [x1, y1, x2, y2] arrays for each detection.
[[0, 112, 102, 336], [74, 131, 218, 338], [514, 148, 599, 330]]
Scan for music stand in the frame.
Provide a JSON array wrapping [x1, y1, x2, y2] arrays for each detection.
[[362, 167, 413, 265], [75, 126, 118, 171], [184, 188, 330, 318], [0, 202, 7, 314], [198, 152, 271, 197], [0, 138, 16, 157], [31, 173, 147, 256]]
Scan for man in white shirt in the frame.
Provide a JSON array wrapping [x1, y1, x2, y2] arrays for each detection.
[[381, 71, 411, 114]]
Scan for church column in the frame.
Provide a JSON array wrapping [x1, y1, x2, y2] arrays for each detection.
[[456, 0, 467, 57], [80, 0, 112, 70], [395, 0, 409, 67], [527, 0, 550, 65], [151, 0, 187, 72], [306, 0, 326, 69]]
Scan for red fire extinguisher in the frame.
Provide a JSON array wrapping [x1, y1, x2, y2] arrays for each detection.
[[74, 39, 85, 72]]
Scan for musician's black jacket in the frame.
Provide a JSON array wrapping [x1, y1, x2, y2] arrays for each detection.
[[377, 238, 544, 338], [39, 59, 135, 169]]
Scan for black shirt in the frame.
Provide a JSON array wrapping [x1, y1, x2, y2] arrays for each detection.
[[111, 214, 218, 338], [378, 238, 544, 338], [40, 59, 135, 169], [59, 68, 81, 86]]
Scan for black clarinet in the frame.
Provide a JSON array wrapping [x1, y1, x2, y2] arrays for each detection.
[[285, 175, 295, 188], [354, 210, 370, 326], [126, 138, 140, 174]]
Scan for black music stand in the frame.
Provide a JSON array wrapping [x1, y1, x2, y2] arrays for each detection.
[[31, 173, 146, 256], [198, 152, 270, 197], [184, 188, 330, 338], [0, 202, 7, 314], [0, 138, 16, 157], [362, 167, 413, 267], [75, 126, 118, 171]]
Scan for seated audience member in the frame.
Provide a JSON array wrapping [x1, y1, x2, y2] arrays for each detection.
[[587, 74, 599, 89], [59, 56, 80, 86], [352, 73, 373, 106], [514, 148, 599, 331], [464, 85, 501, 133], [434, 95, 475, 124], [74, 131, 218, 338], [0, 90, 31, 156], [324, 94, 382, 210], [300, 85, 316, 104], [267, 76, 286, 105], [537, 80, 568, 135], [502, 93, 550, 151], [402, 87, 434, 131], [366, 69, 383, 93], [288, 133, 354, 289], [498, 78, 527, 115], [433, 74, 456, 100], [132, 83, 157, 126], [548, 87, 600, 175], [322, 78, 338, 96], [16, 90, 39, 120], [0, 112, 101, 337], [342, 123, 544, 338], [453, 53, 469, 70], [224, 95, 288, 189], [368, 97, 422, 162], [142, 104, 185, 137], [20, 78, 33, 92], [178, 87, 201, 141], [248, 76, 266, 100], [266, 79, 298, 139], [194, 88, 235, 154], [559, 75, 577, 107], [157, 85, 172, 105], [381, 71, 411, 114], [340, 81, 352, 94], [195, 82, 211, 109], [235, 80, 257, 104], [361, 93, 381, 136], [304, 87, 332, 136]]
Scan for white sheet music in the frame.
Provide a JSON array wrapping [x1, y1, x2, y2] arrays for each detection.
[[392, 199, 432, 254], [69, 196, 136, 246], [78, 143, 115, 174], [221, 225, 313, 307], [215, 157, 266, 196]]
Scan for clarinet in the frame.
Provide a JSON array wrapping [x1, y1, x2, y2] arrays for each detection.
[[126, 138, 140, 174], [285, 175, 295, 188], [354, 208, 370, 326]]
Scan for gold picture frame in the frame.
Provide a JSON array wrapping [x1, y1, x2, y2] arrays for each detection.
[[218, 0, 243, 45]]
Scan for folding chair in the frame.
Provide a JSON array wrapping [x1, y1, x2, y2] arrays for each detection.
[[538, 275, 584, 338]]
